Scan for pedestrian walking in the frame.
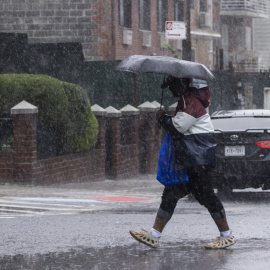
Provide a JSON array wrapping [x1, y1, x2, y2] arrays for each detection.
[[130, 76, 236, 249]]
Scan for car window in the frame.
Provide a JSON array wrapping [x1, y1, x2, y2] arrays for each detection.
[[212, 117, 270, 132]]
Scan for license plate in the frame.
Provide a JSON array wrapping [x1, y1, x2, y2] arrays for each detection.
[[225, 146, 245, 156]]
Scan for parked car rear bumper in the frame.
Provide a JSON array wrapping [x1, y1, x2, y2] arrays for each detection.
[[210, 159, 270, 189]]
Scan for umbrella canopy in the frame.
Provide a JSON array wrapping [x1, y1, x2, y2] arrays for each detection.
[[116, 55, 215, 82]]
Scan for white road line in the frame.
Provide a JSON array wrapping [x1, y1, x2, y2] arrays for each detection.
[[0, 208, 45, 214], [0, 197, 105, 218], [0, 203, 96, 212], [0, 200, 86, 208], [9, 197, 106, 203]]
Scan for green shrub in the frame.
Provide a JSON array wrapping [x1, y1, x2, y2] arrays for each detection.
[[0, 74, 68, 125], [0, 74, 98, 155], [61, 82, 98, 152]]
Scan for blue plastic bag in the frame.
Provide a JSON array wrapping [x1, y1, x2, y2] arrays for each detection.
[[156, 133, 189, 186]]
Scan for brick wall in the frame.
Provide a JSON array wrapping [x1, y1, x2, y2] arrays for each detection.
[[0, 0, 174, 61], [33, 113, 107, 184], [5, 100, 107, 184], [113, 0, 180, 60], [12, 113, 38, 182], [138, 102, 163, 174], [105, 106, 141, 179], [0, 152, 13, 181], [0, 0, 100, 61], [34, 149, 104, 184], [91, 0, 114, 60], [0, 101, 163, 184], [0, 0, 215, 66], [0, 0, 183, 62]]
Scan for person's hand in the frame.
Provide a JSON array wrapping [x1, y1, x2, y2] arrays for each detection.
[[156, 109, 165, 120]]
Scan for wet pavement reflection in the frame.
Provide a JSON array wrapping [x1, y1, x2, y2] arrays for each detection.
[[1, 181, 270, 270], [1, 239, 269, 270]]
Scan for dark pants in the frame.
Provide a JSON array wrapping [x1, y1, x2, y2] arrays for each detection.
[[157, 165, 226, 221]]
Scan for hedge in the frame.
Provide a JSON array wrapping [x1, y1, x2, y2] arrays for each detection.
[[0, 74, 98, 156]]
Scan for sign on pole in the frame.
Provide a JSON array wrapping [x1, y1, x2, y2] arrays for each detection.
[[165, 21, 186, 40]]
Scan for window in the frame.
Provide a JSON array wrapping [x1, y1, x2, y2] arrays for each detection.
[[235, 26, 245, 50], [245, 27, 251, 50], [222, 24, 229, 69], [139, 0, 150, 30], [119, 0, 132, 28], [174, 0, 184, 21], [157, 0, 168, 32], [200, 0, 207, 12], [191, 49, 195, 62]]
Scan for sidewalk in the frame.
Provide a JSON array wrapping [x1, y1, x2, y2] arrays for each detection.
[[1, 174, 270, 206], [0, 174, 164, 201]]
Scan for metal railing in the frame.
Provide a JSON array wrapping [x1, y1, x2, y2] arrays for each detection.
[[0, 118, 13, 156], [231, 50, 270, 72], [220, 0, 268, 18]]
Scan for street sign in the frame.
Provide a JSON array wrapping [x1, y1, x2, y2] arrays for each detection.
[[165, 21, 186, 40]]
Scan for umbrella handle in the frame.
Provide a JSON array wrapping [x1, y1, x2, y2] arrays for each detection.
[[160, 87, 164, 110], [158, 88, 165, 129]]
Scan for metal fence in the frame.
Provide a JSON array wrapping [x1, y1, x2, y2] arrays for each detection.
[[231, 50, 270, 73], [0, 118, 13, 157], [0, 117, 63, 160]]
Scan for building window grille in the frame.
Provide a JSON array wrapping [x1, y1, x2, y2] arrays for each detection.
[[200, 0, 207, 12], [174, 0, 184, 21], [157, 0, 168, 32], [139, 0, 151, 30], [119, 0, 132, 28]]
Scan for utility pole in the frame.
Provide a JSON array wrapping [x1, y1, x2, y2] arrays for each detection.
[[182, 0, 191, 61]]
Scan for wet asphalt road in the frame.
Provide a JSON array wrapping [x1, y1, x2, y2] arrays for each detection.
[[0, 177, 270, 270]]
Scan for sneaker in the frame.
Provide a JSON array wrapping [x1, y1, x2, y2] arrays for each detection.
[[129, 229, 159, 248], [204, 232, 236, 249]]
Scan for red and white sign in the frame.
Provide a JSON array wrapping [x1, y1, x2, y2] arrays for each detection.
[[165, 21, 186, 40]]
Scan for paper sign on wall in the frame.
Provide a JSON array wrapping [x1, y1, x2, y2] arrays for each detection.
[[165, 21, 186, 40]]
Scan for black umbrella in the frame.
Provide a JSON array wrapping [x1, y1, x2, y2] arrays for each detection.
[[116, 55, 215, 109], [116, 55, 215, 82]]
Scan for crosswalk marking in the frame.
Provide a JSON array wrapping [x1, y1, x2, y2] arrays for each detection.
[[0, 199, 87, 207], [0, 197, 108, 219], [0, 203, 94, 211]]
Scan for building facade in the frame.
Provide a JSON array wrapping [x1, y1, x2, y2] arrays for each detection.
[[219, 0, 269, 72], [0, 0, 269, 71], [0, 0, 221, 69]]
